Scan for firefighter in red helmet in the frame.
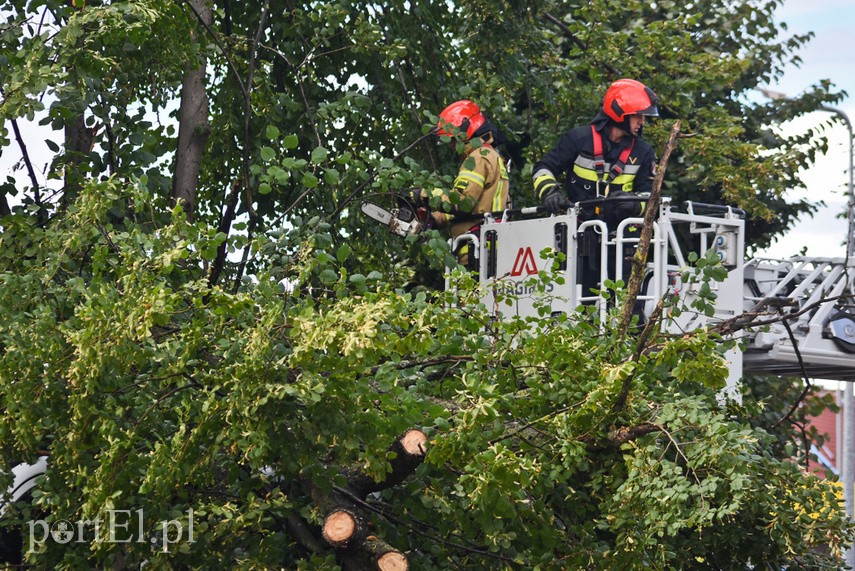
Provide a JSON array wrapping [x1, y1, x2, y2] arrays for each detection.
[[532, 79, 659, 297], [411, 100, 510, 268], [533, 79, 659, 216]]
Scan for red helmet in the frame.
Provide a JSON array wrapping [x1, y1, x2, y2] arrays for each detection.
[[602, 79, 659, 123], [436, 100, 486, 140]]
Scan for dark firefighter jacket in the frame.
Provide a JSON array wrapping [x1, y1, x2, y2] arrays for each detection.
[[532, 122, 656, 204]]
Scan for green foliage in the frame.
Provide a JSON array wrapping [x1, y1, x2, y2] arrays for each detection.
[[0, 0, 851, 569], [0, 182, 848, 568]]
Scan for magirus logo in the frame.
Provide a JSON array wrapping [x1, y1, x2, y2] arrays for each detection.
[[510, 247, 538, 277]]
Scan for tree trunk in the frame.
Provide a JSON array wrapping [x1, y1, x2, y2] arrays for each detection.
[[62, 108, 95, 220], [172, 0, 213, 222]]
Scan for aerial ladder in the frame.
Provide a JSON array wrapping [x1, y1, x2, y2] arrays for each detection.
[[449, 197, 855, 397]]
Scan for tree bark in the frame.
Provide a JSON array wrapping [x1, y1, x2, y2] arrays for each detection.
[[616, 120, 682, 338], [365, 536, 409, 571], [172, 0, 213, 222], [345, 429, 428, 497], [62, 107, 96, 220]]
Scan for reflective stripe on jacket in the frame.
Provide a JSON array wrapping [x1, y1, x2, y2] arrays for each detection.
[[431, 143, 510, 239], [532, 124, 656, 203]]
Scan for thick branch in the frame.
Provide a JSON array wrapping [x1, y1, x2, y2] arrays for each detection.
[[602, 422, 660, 447], [364, 536, 408, 571], [314, 430, 427, 569], [611, 122, 681, 412], [322, 509, 362, 549], [321, 515, 408, 571], [6, 113, 38, 218], [240, 0, 269, 220], [62, 113, 95, 210], [345, 429, 428, 497], [207, 3, 268, 288], [617, 120, 682, 338], [285, 512, 325, 554], [207, 180, 241, 288]]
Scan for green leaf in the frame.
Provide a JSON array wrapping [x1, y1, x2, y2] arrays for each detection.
[[260, 146, 276, 162], [324, 168, 340, 185], [319, 269, 338, 283], [283, 134, 299, 149], [336, 244, 351, 262], [311, 146, 328, 164], [302, 173, 318, 188]]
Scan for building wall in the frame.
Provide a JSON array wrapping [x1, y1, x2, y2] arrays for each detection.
[[808, 390, 841, 476]]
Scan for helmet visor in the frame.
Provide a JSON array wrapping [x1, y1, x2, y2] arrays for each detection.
[[639, 103, 658, 117], [639, 88, 659, 116]]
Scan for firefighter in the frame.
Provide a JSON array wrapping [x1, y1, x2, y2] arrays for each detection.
[[408, 100, 510, 269], [532, 79, 659, 296], [533, 78, 658, 216]]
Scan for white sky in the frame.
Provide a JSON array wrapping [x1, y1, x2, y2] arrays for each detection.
[[758, 0, 855, 259]]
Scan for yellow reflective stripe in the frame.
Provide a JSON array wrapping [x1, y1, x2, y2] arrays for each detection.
[[455, 170, 485, 187], [492, 178, 504, 211], [610, 174, 634, 186], [534, 173, 558, 198], [486, 157, 508, 211], [534, 173, 555, 187], [572, 164, 600, 182], [572, 164, 636, 187]]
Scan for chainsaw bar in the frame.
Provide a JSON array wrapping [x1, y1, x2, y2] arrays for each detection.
[[360, 202, 423, 237], [361, 202, 393, 226]]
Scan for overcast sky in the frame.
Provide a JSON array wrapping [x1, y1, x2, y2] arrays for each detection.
[[759, 0, 855, 259]]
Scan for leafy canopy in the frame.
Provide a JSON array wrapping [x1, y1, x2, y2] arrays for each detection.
[[0, 0, 850, 569]]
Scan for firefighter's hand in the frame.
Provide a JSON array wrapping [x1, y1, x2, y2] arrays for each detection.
[[541, 187, 569, 214], [604, 193, 644, 220]]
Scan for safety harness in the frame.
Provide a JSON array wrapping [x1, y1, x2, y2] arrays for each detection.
[[591, 125, 634, 197]]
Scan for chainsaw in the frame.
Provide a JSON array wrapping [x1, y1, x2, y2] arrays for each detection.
[[361, 200, 546, 238], [360, 202, 426, 237]]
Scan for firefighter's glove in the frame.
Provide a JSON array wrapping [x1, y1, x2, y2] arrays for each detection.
[[604, 193, 644, 220], [541, 187, 569, 214]]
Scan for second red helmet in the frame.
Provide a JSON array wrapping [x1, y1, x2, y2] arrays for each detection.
[[436, 100, 486, 140], [602, 79, 659, 123]]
